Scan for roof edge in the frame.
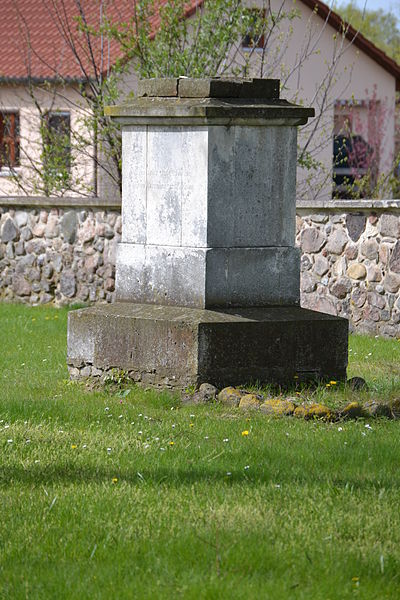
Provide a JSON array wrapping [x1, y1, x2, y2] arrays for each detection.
[[300, 0, 400, 90], [0, 76, 86, 85]]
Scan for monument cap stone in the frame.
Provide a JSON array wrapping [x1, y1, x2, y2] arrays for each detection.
[[105, 77, 315, 126], [137, 77, 281, 99]]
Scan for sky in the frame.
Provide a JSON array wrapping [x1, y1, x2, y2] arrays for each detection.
[[346, 0, 398, 13]]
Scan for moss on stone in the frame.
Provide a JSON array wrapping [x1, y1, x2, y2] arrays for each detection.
[[260, 398, 295, 416], [217, 386, 242, 407], [294, 403, 333, 420], [239, 394, 261, 410], [306, 403, 334, 420], [341, 401, 366, 419], [294, 405, 308, 418]]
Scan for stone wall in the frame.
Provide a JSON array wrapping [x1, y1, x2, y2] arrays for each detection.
[[0, 203, 120, 305], [297, 200, 400, 337], [0, 198, 399, 338]]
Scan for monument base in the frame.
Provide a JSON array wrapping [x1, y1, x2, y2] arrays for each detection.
[[67, 302, 348, 389]]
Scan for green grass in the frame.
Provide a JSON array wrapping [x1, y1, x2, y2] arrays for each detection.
[[1, 303, 400, 599]]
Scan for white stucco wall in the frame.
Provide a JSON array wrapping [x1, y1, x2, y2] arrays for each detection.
[[237, 0, 397, 201], [0, 83, 95, 197]]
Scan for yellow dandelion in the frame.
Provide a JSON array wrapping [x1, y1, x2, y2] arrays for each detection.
[[31, 318, 36, 322], [294, 375, 299, 379], [189, 423, 194, 428], [326, 383, 331, 387], [45, 316, 50, 321], [71, 444, 77, 449], [241, 430, 249, 436], [169, 441, 174, 446], [112, 477, 118, 484], [330, 380, 337, 385]]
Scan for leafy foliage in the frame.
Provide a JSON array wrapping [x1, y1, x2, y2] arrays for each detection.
[[336, 1, 400, 63], [106, 0, 246, 78]]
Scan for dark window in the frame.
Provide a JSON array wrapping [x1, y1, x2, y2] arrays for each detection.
[[43, 112, 71, 172], [333, 135, 373, 199], [0, 112, 20, 168], [242, 10, 265, 49]]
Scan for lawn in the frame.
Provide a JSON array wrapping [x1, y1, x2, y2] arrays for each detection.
[[1, 303, 400, 599]]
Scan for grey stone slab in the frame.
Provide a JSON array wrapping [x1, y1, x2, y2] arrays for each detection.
[[105, 97, 314, 127], [60, 210, 77, 244], [116, 243, 206, 307], [207, 126, 297, 247], [116, 243, 299, 308], [205, 247, 300, 307], [178, 77, 280, 99], [121, 127, 147, 244], [67, 309, 96, 365], [137, 77, 280, 99], [345, 213, 366, 242], [145, 127, 208, 247], [122, 125, 296, 249], [137, 78, 178, 97], [67, 302, 348, 388], [1, 218, 18, 242]]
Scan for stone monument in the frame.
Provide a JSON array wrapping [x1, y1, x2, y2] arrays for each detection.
[[67, 77, 348, 388]]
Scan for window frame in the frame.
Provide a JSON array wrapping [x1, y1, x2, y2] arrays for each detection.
[[42, 110, 71, 173], [242, 9, 266, 50], [0, 111, 20, 171]]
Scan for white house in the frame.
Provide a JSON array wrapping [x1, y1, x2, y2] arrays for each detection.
[[0, 0, 399, 202]]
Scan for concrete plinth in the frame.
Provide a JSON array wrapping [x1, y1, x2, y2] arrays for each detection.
[[67, 303, 348, 389]]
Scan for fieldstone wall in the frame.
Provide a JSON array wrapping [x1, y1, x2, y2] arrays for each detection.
[[1, 199, 399, 338], [0, 206, 120, 305], [297, 201, 400, 337]]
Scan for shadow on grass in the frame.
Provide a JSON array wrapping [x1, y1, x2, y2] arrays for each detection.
[[1, 463, 399, 491]]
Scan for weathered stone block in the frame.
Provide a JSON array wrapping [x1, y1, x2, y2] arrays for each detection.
[[12, 275, 31, 296], [345, 244, 358, 260], [351, 288, 367, 308], [121, 125, 297, 249], [325, 229, 348, 254], [239, 394, 261, 409], [361, 239, 379, 260], [67, 303, 348, 388], [384, 273, 400, 293], [331, 278, 351, 299], [177, 77, 280, 99], [15, 211, 28, 228], [347, 263, 366, 280], [61, 211, 78, 244], [314, 256, 329, 276], [60, 271, 76, 297], [116, 243, 300, 308], [137, 77, 281, 100], [380, 214, 399, 238], [301, 272, 316, 293], [389, 241, 400, 273], [300, 228, 325, 253], [345, 214, 366, 242], [1, 218, 18, 243], [368, 291, 386, 309]]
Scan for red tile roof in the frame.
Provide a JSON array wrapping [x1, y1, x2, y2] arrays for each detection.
[[0, 0, 399, 87], [0, 0, 202, 81]]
